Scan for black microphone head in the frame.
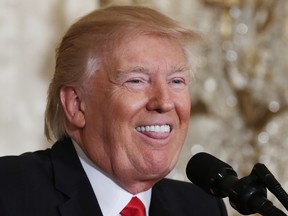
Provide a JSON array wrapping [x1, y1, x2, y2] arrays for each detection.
[[186, 152, 237, 197]]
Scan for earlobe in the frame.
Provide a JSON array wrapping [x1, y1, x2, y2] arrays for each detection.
[[60, 86, 86, 128]]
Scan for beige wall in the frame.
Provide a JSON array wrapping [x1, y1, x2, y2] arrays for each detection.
[[0, 0, 99, 154]]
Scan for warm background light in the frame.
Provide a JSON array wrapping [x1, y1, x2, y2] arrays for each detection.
[[1, 0, 287, 215]]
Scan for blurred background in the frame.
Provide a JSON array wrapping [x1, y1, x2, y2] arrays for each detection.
[[1, 0, 288, 215]]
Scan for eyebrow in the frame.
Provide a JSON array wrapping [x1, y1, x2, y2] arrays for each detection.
[[118, 64, 189, 73], [116, 64, 191, 82], [117, 66, 147, 75], [115, 66, 149, 82], [172, 65, 194, 82], [171, 64, 190, 74]]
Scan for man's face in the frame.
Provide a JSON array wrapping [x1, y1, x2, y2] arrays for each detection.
[[80, 35, 191, 191]]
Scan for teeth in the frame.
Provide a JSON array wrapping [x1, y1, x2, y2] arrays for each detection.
[[136, 125, 170, 133]]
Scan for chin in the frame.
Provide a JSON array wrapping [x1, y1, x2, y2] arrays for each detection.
[[144, 162, 175, 179]]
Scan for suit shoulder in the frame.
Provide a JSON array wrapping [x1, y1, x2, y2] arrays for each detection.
[[0, 149, 52, 181], [0, 147, 69, 215], [154, 178, 220, 201], [153, 178, 228, 215], [154, 178, 207, 196]]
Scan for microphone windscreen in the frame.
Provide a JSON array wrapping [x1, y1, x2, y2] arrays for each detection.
[[186, 152, 233, 194]]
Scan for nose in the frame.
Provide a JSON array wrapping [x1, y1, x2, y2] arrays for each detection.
[[146, 82, 174, 113]]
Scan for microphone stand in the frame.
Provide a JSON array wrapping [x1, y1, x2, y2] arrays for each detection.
[[228, 175, 287, 216], [252, 163, 288, 211], [249, 195, 287, 216]]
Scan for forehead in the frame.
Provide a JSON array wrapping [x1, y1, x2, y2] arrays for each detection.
[[114, 34, 187, 70]]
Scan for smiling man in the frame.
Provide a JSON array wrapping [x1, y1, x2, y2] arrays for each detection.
[[0, 5, 227, 216]]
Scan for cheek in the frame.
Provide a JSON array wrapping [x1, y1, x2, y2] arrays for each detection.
[[109, 92, 148, 117], [176, 94, 191, 122]]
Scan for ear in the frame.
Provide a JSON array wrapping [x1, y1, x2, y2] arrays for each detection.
[[60, 86, 86, 128]]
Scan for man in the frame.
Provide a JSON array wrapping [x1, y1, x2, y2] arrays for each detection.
[[0, 5, 227, 216]]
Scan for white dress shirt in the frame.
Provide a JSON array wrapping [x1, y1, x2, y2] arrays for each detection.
[[73, 140, 151, 216]]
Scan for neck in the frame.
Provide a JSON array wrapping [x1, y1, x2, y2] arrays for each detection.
[[118, 180, 156, 195]]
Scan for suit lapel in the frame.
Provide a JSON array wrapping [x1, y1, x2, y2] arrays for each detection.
[[149, 181, 176, 216], [51, 138, 103, 216]]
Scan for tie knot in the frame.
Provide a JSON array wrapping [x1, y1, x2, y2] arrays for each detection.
[[120, 196, 146, 216]]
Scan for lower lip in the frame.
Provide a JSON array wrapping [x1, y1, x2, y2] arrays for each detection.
[[137, 131, 170, 140]]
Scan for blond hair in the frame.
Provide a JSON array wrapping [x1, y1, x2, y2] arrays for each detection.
[[44, 5, 199, 141]]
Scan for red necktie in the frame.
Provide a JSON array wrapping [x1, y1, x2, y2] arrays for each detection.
[[120, 196, 146, 216]]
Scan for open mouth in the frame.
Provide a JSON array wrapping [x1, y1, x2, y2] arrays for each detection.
[[136, 124, 171, 133]]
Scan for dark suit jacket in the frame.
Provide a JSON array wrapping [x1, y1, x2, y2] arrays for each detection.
[[0, 138, 227, 216]]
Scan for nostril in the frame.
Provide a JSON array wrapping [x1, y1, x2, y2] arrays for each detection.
[[155, 108, 163, 113], [146, 99, 174, 113]]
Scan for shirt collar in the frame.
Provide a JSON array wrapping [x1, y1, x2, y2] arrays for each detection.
[[72, 140, 151, 216]]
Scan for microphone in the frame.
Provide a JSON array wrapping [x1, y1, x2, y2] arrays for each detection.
[[186, 152, 287, 216], [186, 152, 238, 198]]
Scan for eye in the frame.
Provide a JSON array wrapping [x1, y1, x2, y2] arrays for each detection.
[[171, 78, 185, 84], [123, 77, 149, 91], [127, 79, 143, 84], [169, 76, 189, 90]]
